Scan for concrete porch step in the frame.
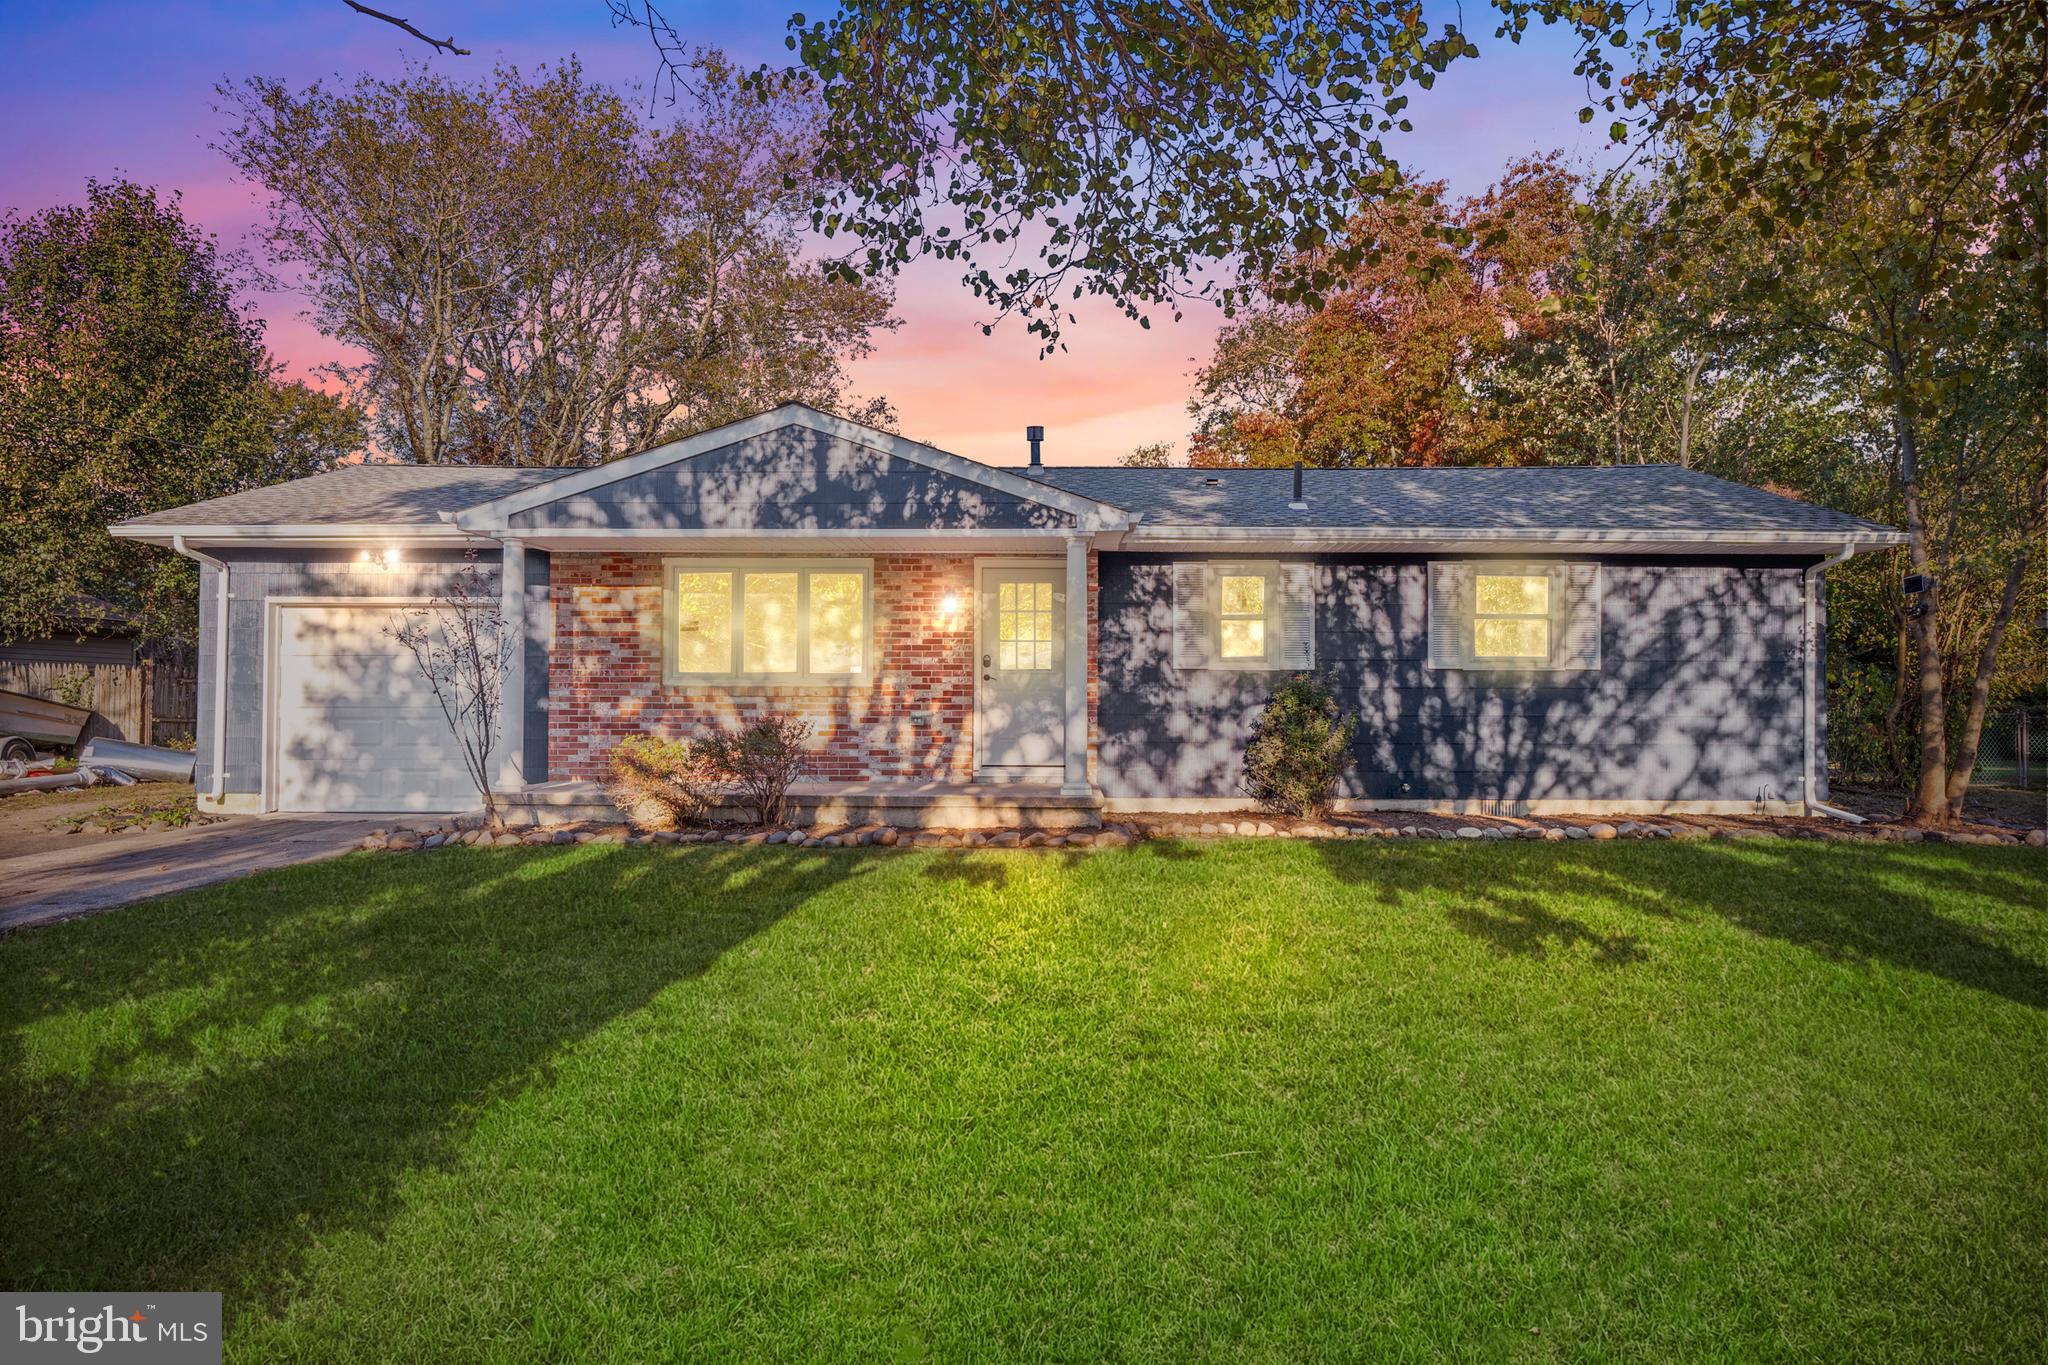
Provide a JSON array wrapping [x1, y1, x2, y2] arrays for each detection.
[[501, 780, 1101, 831]]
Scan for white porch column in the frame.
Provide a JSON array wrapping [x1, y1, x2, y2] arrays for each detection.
[[1061, 534, 1091, 797], [496, 538, 527, 793]]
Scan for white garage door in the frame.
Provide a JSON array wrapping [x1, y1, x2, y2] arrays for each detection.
[[272, 604, 494, 813]]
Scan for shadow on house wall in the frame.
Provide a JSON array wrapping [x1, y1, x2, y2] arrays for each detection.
[[1096, 553, 1816, 807]]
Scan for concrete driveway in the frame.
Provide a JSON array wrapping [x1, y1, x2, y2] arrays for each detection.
[[1, 814, 386, 931]]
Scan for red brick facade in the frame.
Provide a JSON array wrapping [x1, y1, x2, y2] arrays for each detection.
[[547, 551, 1099, 784]]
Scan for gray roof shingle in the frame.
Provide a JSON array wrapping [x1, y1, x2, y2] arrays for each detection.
[[1012, 463, 1896, 537], [117, 464, 576, 528], [116, 448, 1896, 544]]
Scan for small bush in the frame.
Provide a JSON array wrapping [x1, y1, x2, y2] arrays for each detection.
[[1241, 671, 1357, 818], [697, 717, 813, 827], [604, 735, 717, 831]]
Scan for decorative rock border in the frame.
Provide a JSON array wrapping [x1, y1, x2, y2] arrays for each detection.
[[358, 813, 2044, 854], [359, 820, 1141, 853]]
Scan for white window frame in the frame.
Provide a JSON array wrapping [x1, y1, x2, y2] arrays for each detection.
[[661, 557, 873, 686], [1211, 559, 1282, 671], [1427, 560, 1601, 672]]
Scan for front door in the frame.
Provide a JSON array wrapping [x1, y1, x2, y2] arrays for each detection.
[[976, 564, 1065, 775]]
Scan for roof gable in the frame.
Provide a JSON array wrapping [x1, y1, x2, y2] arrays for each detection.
[[457, 404, 1131, 534]]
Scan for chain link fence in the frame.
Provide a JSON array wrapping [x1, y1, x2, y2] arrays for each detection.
[[1973, 707, 2044, 790]]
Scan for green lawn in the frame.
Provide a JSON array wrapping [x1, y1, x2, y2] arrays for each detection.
[[4, 839, 2044, 1361]]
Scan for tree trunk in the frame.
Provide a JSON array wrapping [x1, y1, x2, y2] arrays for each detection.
[[1608, 352, 1624, 465], [1945, 455, 2048, 817], [1676, 354, 1704, 468], [1892, 376, 1952, 826], [1943, 555, 2027, 819]]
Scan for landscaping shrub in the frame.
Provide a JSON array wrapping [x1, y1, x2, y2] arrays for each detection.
[[603, 735, 716, 831], [697, 716, 813, 826], [1242, 671, 1358, 818]]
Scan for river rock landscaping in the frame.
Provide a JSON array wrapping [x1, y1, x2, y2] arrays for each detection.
[[358, 808, 2045, 853]]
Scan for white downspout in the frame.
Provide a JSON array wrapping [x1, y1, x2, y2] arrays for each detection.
[[1804, 543, 1864, 822], [172, 535, 231, 807]]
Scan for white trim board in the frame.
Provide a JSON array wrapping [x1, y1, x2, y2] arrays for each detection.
[[109, 524, 495, 549], [1122, 527, 1905, 553]]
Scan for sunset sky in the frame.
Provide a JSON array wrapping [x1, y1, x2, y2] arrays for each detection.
[[1, 1, 1610, 466]]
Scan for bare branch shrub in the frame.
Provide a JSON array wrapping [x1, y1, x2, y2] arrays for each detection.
[[385, 556, 515, 825], [697, 717, 812, 827]]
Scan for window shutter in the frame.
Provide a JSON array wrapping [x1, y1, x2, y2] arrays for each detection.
[[1275, 562, 1315, 669], [1171, 562, 1217, 670], [1426, 562, 1471, 669], [1559, 563, 1602, 670]]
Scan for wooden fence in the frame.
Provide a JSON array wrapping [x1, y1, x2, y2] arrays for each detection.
[[0, 658, 198, 748]]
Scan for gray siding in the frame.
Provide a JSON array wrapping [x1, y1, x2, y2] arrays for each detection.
[[1095, 553, 1820, 805], [195, 551, 510, 799], [508, 426, 1078, 532]]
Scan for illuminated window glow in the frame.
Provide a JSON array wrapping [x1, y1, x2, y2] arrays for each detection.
[[1474, 574, 1550, 660], [667, 560, 869, 682], [995, 580, 1055, 670], [808, 572, 864, 674], [1219, 573, 1267, 659], [674, 571, 733, 674]]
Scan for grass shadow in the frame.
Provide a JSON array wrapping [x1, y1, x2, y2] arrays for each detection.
[[923, 858, 1009, 890], [0, 844, 873, 1317], [1314, 838, 2048, 1007], [1445, 899, 1647, 966]]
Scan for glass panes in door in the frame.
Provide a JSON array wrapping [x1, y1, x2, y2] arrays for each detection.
[[996, 580, 1055, 670]]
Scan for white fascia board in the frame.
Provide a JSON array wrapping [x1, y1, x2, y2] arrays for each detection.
[[1120, 526, 1908, 553], [481, 526, 1134, 554], [107, 523, 494, 549], [449, 402, 1136, 531]]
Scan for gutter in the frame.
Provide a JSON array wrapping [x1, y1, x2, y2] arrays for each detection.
[[1804, 543, 1859, 820], [1119, 526, 1910, 552], [171, 535, 232, 805], [112, 523, 491, 549]]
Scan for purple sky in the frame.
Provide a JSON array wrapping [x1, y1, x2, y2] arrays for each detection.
[[0, 1, 1611, 465]]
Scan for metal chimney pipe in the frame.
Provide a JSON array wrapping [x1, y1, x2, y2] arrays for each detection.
[[1027, 425, 1045, 467], [1290, 459, 1307, 509]]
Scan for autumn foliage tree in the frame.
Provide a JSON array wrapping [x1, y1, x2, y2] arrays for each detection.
[[1190, 156, 1581, 467]]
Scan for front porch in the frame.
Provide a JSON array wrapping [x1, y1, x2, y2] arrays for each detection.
[[500, 778, 1102, 831]]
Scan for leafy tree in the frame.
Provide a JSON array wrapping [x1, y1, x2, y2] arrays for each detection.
[[609, 0, 2036, 363], [0, 180, 360, 644], [1120, 441, 1177, 468], [1518, 0, 2042, 248], [619, 1, 1484, 351], [1188, 156, 1582, 467], [1693, 74, 2043, 823], [217, 55, 895, 467]]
